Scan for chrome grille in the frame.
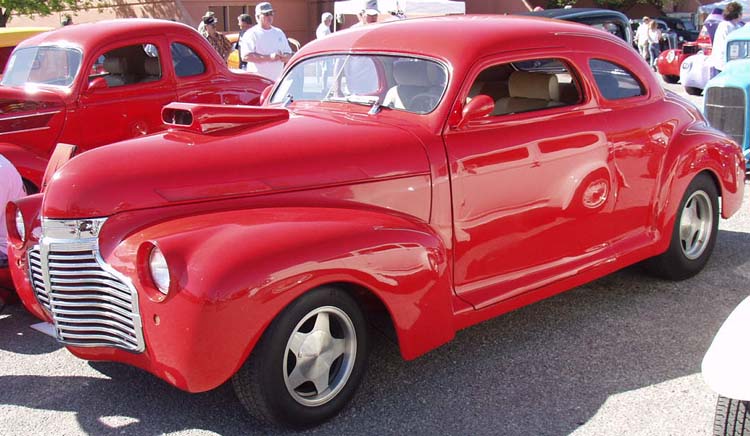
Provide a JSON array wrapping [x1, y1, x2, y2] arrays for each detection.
[[39, 218, 144, 352], [27, 245, 51, 312], [705, 87, 746, 146]]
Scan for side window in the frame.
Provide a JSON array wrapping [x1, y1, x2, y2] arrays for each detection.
[[466, 58, 582, 117], [589, 59, 645, 100], [171, 43, 206, 77], [97, 43, 162, 88]]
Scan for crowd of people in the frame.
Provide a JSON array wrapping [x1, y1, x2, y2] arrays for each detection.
[[196, 0, 381, 80]]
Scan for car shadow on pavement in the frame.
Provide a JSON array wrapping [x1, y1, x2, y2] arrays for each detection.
[[0, 304, 62, 355], [0, 229, 748, 435]]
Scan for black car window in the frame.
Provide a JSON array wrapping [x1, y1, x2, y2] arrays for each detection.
[[466, 58, 582, 117], [589, 59, 645, 100], [170, 42, 205, 77]]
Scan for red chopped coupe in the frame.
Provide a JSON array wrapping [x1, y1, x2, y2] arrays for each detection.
[[0, 19, 271, 192], [6, 15, 744, 429]]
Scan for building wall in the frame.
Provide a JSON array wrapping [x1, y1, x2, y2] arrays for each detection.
[[4, 0, 727, 45]]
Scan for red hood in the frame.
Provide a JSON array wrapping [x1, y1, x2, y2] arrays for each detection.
[[0, 85, 66, 115], [42, 109, 432, 218]]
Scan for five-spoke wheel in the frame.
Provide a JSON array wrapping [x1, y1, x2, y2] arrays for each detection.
[[232, 286, 369, 429], [644, 173, 719, 280]]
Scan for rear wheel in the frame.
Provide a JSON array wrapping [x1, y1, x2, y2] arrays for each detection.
[[685, 86, 703, 96], [662, 74, 679, 84], [714, 396, 750, 436], [232, 286, 369, 429], [644, 173, 719, 280]]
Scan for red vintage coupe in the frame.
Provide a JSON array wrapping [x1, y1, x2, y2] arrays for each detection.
[[6, 15, 745, 429], [0, 19, 271, 192]]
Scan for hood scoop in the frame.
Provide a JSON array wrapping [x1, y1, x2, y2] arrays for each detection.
[[162, 102, 289, 134]]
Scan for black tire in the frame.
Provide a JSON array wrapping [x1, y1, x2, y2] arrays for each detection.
[[232, 286, 369, 429], [714, 396, 750, 436], [662, 74, 679, 84], [685, 86, 703, 96], [643, 173, 719, 280]]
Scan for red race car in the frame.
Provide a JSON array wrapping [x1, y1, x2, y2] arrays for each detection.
[[6, 15, 745, 429], [0, 19, 271, 192]]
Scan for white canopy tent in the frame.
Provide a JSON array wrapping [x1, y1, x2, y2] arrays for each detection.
[[333, 0, 465, 22]]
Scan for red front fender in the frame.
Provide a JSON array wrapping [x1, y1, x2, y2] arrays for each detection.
[[70, 206, 455, 392]]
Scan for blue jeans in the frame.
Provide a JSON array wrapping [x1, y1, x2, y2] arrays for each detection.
[[648, 43, 661, 67]]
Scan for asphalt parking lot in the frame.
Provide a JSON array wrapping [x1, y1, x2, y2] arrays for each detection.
[[1, 76, 747, 436]]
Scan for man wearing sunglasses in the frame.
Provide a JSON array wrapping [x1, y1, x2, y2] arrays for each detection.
[[240, 1, 292, 80]]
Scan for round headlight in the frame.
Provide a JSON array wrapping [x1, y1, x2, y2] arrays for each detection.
[[148, 246, 170, 295], [15, 208, 25, 242]]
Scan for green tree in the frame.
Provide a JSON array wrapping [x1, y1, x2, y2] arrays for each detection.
[[0, 0, 107, 27]]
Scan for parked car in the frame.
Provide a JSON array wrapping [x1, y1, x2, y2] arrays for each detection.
[[0, 19, 271, 192], [657, 13, 718, 87], [524, 8, 633, 45], [0, 27, 51, 76], [702, 24, 750, 157], [661, 15, 700, 44], [702, 296, 750, 435], [6, 15, 745, 429]]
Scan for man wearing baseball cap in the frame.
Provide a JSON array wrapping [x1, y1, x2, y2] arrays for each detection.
[[351, 0, 379, 28], [239, 1, 292, 80]]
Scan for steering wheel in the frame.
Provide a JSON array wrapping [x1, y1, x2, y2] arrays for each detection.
[[408, 92, 439, 113]]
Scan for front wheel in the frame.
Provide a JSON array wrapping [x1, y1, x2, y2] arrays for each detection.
[[232, 286, 369, 429], [685, 86, 703, 96], [644, 173, 719, 280], [714, 396, 750, 436], [662, 74, 679, 84]]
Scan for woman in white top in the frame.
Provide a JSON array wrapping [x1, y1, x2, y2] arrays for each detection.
[[647, 20, 662, 69], [708, 2, 744, 78]]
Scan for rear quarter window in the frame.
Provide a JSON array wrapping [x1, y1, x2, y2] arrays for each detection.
[[589, 59, 645, 100]]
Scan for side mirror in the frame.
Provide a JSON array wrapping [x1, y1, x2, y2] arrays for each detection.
[[260, 84, 274, 105], [456, 94, 494, 129], [87, 76, 108, 92]]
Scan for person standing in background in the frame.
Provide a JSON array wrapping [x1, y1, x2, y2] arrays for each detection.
[[709, 2, 744, 78], [647, 19, 662, 70], [198, 10, 215, 36], [237, 14, 253, 69], [635, 17, 651, 62], [240, 2, 292, 80], [203, 16, 233, 61], [351, 0, 379, 28], [317, 12, 333, 39], [0, 155, 24, 269]]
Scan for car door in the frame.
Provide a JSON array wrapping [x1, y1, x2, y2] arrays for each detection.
[[588, 58, 670, 243], [75, 37, 176, 150], [443, 54, 617, 310]]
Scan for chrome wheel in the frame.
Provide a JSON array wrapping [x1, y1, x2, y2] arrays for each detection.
[[283, 306, 357, 407], [679, 190, 713, 260]]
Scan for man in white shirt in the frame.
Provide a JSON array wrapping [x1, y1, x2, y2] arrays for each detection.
[[0, 154, 25, 268], [240, 2, 292, 81], [635, 16, 651, 61], [317, 12, 333, 39]]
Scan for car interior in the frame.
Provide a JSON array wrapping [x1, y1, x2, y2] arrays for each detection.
[[466, 59, 582, 116]]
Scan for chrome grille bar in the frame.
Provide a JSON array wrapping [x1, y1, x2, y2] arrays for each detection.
[[27, 245, 52, 313], [38, 218, 144, 353]]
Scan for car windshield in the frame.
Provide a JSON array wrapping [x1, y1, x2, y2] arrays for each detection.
[[728, 40, 750, 61], [270, 54, 448, 114], [1, 46, 82, 87]]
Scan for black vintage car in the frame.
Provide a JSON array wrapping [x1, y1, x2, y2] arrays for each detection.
[[523, 8, 633, 46], [660, 15, 700, 44]]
